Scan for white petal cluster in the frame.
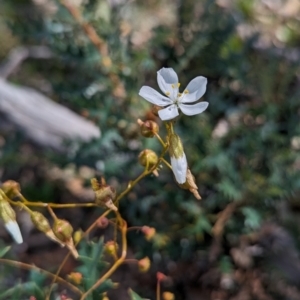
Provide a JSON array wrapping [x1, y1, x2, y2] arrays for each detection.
[[139, 68, 208, 121]]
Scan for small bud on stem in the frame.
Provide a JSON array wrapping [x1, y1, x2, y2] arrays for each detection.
[[30, 211, 64, 246], [1, 180, 21, 199], [137, 119, 159, 138], [104, 240, 118, 257], [163, 292, 175, 300], [53, 219, 73, 242], [138, 149, 159, 176], [53, 218, 78, 258], [141, 226, 156, 241], [138, 257, 151, 272]]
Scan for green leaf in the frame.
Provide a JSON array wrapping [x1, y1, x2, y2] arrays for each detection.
[[0, 282, 44, 300], [217, 179, 242, 201], [219, 256, 233, 274], [128, 289, 145, 300], [0, 246, 11, 258], [180, 202, 202, 216], [241, 207, 261, 230], [29, 270, 46, 287], [78, 238, 105, 276]]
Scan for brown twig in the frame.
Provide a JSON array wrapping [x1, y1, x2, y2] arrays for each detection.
[[60, 1, 109, 60], [212, 202, 239, 238]]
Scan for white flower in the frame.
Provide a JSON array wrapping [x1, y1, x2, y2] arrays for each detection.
[[170, 154, 187, 184], [169, 133, 187, 184], [5, 220, 23, 244], [139, 68, 208, 121]]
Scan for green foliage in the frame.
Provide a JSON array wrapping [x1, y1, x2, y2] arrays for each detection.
[[0, 282, 45, 300], [77, 238, 114, 299]]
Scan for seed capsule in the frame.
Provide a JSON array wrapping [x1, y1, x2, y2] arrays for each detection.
[[138, 149, 158, 168], [138, 119, 159, 138], [53, 219, 73, 242], [1, 180, 21, 198]]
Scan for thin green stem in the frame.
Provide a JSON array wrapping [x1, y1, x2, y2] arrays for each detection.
[[116, 145, 169, 204], [155, 133, 166, 147], [47, 205, 57, 220], [18, 195, 97, 208], [161, 158, 172, 170]]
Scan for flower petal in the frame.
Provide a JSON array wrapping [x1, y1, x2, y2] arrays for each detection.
[[158, 104, 179, 121], [171, 154, 187, 184], [181, 76, 207, 103], [5, 220, 23, 244], [179, 102, 209, 116], [139, 86, 172, 106], [157, 68, 179, 99]]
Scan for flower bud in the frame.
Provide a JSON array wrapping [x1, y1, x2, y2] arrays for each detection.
[[30, 211, 51, 233], [73, 229, 84, 244], [53, 219, 73, 242], [138, 257, 151, 273], [137, 119, 159, 138], [67, 272, 83, 285], [178, 169, 201, 200], [91, 178, 117, 211], [163, 292, 175, 300], [102, 293, 110, 300], [0, 195, 23, 244], [1, 180, 21, 198], [156, 272, 167, 282], [169, 133, 187, 184], [138, 150, 158, 168], [29, 211, 64, 246], [104, 240, 118, 257], [97, 217, 109, 229], [52, 219, 78, 258], [141, 226, 156, 241]]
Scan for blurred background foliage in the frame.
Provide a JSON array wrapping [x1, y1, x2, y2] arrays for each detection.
[[0, 0, 300, 299]]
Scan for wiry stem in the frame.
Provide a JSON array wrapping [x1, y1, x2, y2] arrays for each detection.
[[0, 258, 83, 297], [46, 209, 112, 300], [116, 144, 169, 203], [156, 279, 161, 300], [18, 194, 97, 208]]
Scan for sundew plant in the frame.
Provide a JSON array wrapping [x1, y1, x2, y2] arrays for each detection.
[[0, 63, 208, 299]]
